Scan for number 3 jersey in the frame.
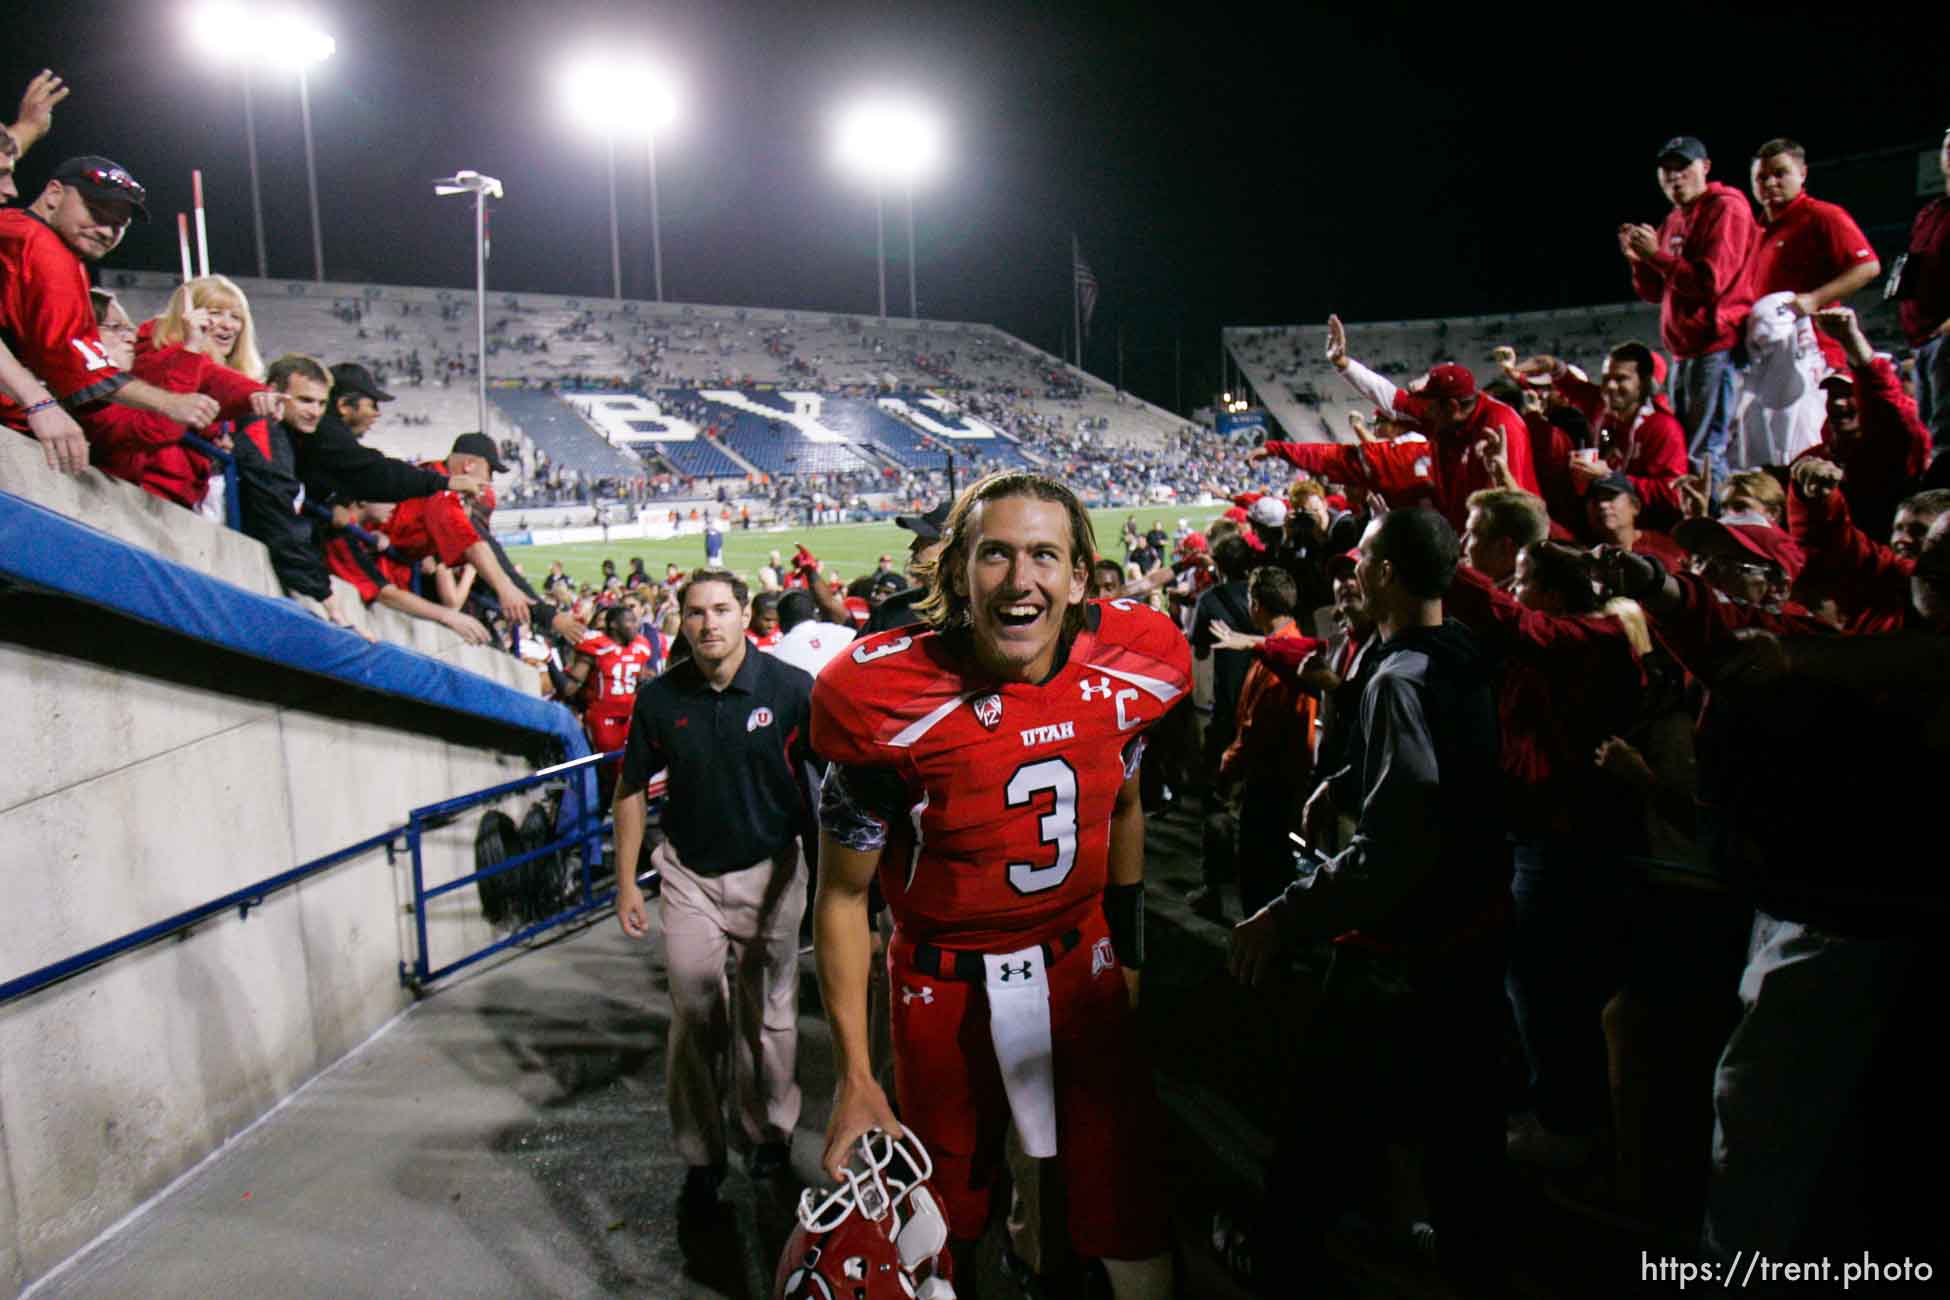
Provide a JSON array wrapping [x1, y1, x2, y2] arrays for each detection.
[[812, 599, 1191, 950]]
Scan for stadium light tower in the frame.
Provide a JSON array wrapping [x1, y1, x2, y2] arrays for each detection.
[[563, 53, 681, 302], [434, 171, 503, 443], [189, 5, 336, 282], [835, 99, 942, 319]]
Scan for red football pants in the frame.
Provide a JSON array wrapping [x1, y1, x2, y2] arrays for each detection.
[[386, 492, 480, 567], [886, 908, 1171, 1261]]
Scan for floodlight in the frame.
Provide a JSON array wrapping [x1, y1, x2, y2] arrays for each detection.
[[562, 53, 681, 138], [834, 99, 942, 184], [190, 3, 254, 59], [189, 4, 335, 65]]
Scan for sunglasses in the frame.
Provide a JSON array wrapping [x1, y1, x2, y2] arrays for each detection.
[[1689, 553, 1775, 582], [76, 165, 146, 207]]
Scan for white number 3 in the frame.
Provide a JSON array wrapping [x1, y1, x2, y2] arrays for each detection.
[[1005, 757, 1077, 894], [852, 636, 912, 665]]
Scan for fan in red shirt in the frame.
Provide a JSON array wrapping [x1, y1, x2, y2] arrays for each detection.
[[323, 501, 491, 644], [1743, 138, 1881, 371], [1516, 343, 1689, 526], [90, 304, 282, 508], [811, 472, 1186, 1296], [1252, 316, 1539, 532], [1786, 307, 1933, 542], [1623, 137, 1759, 363], [0, 156, 223, 459], [1785, 458, 1943, 636]]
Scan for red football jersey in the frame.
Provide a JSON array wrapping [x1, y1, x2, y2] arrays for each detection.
[[813, 598, 1192, 950], [578, 634, 661, 721]]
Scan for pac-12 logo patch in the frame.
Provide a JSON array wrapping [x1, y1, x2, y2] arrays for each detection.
[[1091, 937, 1115, 976], [972, 693, 1003, 731], [747, 706, 774, 732]]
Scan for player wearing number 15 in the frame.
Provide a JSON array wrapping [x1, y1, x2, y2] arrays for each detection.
[[810, 472, 1189, 1300], [563, 604, 666, 803]]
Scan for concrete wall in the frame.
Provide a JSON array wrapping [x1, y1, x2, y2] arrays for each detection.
[[0, 446, 566, 1293]]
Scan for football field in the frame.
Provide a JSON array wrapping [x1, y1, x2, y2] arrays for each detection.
[[502, 505, 1223, 590]]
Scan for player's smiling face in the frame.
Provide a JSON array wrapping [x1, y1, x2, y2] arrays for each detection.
[[956, 495, 1087, 684]]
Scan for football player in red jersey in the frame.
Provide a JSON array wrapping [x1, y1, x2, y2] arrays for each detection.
[[565, 604, 664, 802], [810, 471, 1187, 1300]]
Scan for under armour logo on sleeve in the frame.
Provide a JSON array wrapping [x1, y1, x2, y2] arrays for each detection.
[[1080, 677, 1112, 701], [998, 961, 1032, 981]]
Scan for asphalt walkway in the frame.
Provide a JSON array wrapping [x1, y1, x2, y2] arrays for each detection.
[[35, 810, 1682, 1299]]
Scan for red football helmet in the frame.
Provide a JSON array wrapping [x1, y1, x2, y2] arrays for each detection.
[[775, 1128, 956, 1299]]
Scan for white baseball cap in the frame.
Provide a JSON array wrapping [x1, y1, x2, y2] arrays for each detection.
[[1247, 497, 1289, 528]]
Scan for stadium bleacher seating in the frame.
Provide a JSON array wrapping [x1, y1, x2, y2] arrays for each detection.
[[99, 271, 1189, 473], [486, 387, 647, 480]]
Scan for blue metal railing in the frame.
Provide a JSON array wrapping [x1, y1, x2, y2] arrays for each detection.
[[401, 748, 659, 989], [0, 824, 403, 1007], [0, 751, 646, 1007]]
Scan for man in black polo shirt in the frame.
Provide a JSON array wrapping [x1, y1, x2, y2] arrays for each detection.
[[612, 567, 816, 1216]]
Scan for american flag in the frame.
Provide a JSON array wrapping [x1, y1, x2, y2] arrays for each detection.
[[1073, 242, 1099, 338]]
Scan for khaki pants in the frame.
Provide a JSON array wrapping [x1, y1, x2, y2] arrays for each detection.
[[654, 839, 806, 1168]]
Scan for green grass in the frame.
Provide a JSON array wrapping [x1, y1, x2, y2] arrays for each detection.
[[502, 506, 1220, 590]]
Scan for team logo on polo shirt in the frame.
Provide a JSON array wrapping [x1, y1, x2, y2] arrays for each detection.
[[972, 693, 1003, 730], [747, 706, 774, 732]]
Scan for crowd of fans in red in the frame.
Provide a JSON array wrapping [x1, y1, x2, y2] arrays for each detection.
[[6, 62, 1950, 1292]]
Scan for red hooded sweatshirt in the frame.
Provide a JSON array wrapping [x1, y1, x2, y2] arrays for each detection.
[[1447, 564, 1649, 836]]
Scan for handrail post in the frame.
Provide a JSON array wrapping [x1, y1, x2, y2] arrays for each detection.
[[582, 767, 602, 906], [407, 815, 432, 988], [224, 456, 241, 532]]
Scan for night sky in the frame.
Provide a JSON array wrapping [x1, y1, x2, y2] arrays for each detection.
[[6, 1, 1946, 410]]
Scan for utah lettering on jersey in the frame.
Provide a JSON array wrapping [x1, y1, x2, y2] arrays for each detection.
[[1019, 721, 1075, 748]]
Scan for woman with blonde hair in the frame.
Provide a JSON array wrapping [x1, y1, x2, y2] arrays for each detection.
[[152, 274, 265, 379], [92, 279, 281, 509]]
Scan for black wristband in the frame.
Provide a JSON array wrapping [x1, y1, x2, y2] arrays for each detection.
[[1103, 881, 1144, 970]]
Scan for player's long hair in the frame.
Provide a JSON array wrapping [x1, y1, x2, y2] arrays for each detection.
[[915, 471, 1096, 639], [154, 275, 266, 379]]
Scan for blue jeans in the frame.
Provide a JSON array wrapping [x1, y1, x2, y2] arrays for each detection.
[[1672, 349, 1737, 484], [1915, 334, 1950, 467], [1506, 838, 1636, 1134]]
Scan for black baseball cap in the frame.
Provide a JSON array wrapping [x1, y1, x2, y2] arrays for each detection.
[[450, 431, 507, 472], [1657, 136, 1709, 165], [894, 501, 952, 541], [1586, 472, 1641, 502], [51, 156, 148, 220], [329, 362, 394, 404]]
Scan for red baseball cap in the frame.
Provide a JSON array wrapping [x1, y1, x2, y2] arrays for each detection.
[[1675, 514, 1805, 582], [1231, 491, 1264, 508], [1178, 531, 1209, 554], [1419, 363, 1477, 401], [1326, 547, 1361, 577]]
